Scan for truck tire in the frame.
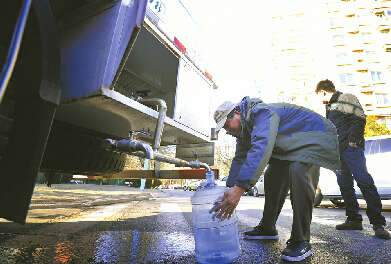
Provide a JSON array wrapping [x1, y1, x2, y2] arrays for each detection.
[[41, 122, 127, 175]]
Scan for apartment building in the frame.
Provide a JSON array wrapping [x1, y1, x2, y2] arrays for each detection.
[[327, 0, 391, 127], [270, 0, 391, 128], [270, 2, 330, 113]]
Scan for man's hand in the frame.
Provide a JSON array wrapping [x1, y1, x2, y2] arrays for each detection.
[[349, 142, 358, 148], [211, 186, 245, 221]]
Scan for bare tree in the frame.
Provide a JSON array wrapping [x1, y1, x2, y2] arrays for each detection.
[[213, 141, 236, 177]]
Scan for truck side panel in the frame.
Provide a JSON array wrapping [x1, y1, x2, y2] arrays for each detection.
[[60, 0, 146, 101]]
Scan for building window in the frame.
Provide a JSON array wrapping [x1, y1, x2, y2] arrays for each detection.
[[329, 18, 336, 27], [336, 53, 347, 58], [385, 119, 391, 130], [336, 52, 348, 64], [376, 94, 391, 105], [371, 71, 382, 82], [374, 11, 385, 17], [361, 32, 372, 42], [332, 35, 344, 42], [339, 73, 353, 83]]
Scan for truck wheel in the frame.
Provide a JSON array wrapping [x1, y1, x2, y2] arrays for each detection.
[[41, 122, 127, 175], [313, 187, 323, 207]]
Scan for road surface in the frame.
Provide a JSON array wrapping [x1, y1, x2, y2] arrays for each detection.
[[0, 185, 390, 263]]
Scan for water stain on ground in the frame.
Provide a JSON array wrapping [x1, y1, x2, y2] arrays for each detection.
[[0, 230, 197, 264]]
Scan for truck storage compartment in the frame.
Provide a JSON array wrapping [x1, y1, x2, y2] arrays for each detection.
[[113, 26, 179, 118], [56, 0, 211, 145]]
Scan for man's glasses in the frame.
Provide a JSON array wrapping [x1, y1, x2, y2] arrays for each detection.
[[223, 109, 236, 131], [227, 109, 235, 119]]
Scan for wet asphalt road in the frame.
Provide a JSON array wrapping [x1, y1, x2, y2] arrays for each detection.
[[1, 188, 391, 264]]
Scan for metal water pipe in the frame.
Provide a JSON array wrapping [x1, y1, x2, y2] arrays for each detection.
[[138, 98, 167, 151], [104, 139, 211, 171], [105, 97, 211, 171]]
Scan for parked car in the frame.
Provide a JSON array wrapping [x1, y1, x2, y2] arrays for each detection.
[[170, 184, 182, 190], [214, 176, 249, 196], [183, 181, 202, 191], [70, 179, 83, 184], [317, 135, 391, 207], [157, 185, 169, 190], [249, 167, 268, 197], [124, 181, 136, 187], [250, 177, 293, 198], [251, 177, 265, 197], [216, 176, 228, 187]]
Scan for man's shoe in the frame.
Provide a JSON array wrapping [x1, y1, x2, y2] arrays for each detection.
[[244, 225, 279, 240], [281, 240, 312, 262], [336, 219, 363, 230], [373, 225, 391, 240]]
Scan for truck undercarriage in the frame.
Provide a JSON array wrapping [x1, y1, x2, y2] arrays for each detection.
[[0, 0, 217, 223]]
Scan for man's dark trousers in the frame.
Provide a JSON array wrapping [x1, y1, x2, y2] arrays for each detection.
[[337, 146, 386, 226], [260, 159, 320, 242]]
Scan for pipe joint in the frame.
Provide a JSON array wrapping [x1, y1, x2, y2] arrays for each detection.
[[188, 160, 211, 171], [105, 139, 154, 159], [139, 98, 167, 110]]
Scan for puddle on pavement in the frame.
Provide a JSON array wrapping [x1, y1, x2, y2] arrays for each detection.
[[0, 230, 283, 263], [94, 230, 195, 263], [0, 241, 83, 264], [0, 231, 196, 263]]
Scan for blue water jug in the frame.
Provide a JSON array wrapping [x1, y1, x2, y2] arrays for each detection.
[[191, 171, 240, 264]]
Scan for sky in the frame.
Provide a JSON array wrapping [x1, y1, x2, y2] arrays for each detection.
[[177, 0, 279, 142], [185, 0, 275, 104], [184, 0, 331, 108], [177, 0, 317, 142]]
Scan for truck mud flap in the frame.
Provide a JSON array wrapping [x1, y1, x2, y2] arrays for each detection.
[[0, 0, 60, 223], [0, 100, 56, 224]]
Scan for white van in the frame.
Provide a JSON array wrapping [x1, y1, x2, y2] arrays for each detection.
[[318, 135, 391, 206]]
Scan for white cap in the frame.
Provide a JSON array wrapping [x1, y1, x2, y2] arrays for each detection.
[[213, 101, 236, 131]]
